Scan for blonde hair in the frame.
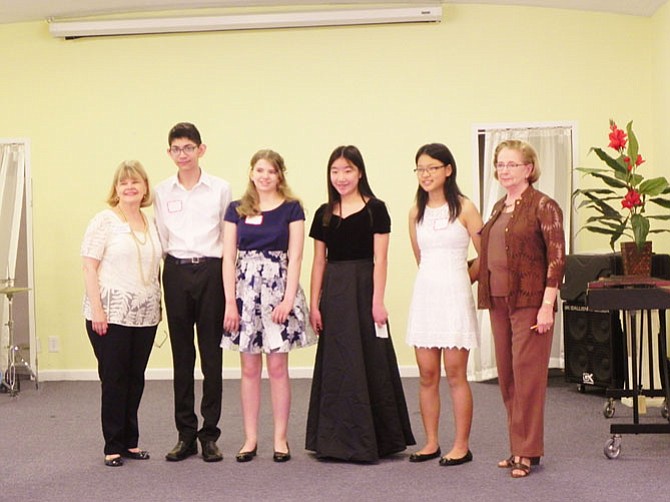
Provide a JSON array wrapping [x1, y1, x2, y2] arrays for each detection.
[[493, 140, 541, 184], [236, 149, 300, 217], [106, 160, 152, 208]]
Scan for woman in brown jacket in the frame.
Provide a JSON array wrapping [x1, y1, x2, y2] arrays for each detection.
[[478, 140, 565, 478]]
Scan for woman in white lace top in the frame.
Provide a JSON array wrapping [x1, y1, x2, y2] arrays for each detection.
[[81, 160, 162, 467]]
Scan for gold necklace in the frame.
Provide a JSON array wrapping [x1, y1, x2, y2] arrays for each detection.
[[117, 207, 156, 286]]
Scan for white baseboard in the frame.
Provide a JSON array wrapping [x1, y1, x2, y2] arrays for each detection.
[[37, 365, 422, 382]]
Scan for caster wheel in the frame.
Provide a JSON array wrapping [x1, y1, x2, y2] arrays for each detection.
[[662, 400, 668, 420], [603, 400, 615, 419], [604, 436, 621, 459]]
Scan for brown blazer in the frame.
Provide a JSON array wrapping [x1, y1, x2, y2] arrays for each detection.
[[478, 185, 566, 310]]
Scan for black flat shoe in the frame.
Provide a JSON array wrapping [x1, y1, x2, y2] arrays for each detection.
[[409, 447, 441, 463], [104, 455, 124, 467], [439, 449, 473, 466], [201, 440, 223, 462], [165, 440, 197, 462], [236, 446, 257, 463], [273, 443, 291, 463], [122, 450, 150, 460]]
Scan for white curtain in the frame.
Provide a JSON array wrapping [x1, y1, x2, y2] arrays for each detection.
[[468, 126, 573, 381], [0, 143, 26, 372]]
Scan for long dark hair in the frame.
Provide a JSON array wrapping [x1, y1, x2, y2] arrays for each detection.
[[414, 143, 464, 223], [322, 145, 376, 226]]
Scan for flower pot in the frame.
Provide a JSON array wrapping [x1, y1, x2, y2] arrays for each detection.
[[620, 241, 653, 277]]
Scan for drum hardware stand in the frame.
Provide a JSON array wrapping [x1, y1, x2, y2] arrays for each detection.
[[1, 279, 37, 397]]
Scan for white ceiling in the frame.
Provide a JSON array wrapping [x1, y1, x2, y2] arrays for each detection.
[[0, 0, 666, 25]]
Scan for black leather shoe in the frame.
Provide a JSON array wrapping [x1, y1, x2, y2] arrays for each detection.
[[273, 443, 291, 463], [439, 449, 473, 466], [409, 447, 441, 463], [201, 440, 223, 462], [104, 455, 124, 467], [236, 445, 257, 463], [165, 440, 197, 462], [122, 449, 150, 460]]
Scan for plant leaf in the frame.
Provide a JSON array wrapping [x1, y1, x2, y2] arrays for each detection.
[[626, 121, 639, 164], [648, 197, 670, 209], [585, 171, 628, 189], [631, 213, 650, 249], [638, 177, 670, 196], [591, 147, 628, 176]]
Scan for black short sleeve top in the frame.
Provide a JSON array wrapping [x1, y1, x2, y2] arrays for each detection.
[[309, 198, 391, 261]]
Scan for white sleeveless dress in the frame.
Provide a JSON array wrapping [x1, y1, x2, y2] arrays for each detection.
[[406, 204, 479, 350]]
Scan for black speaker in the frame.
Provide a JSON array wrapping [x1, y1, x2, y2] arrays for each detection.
[[563, 303, 624, 389], [560, 254, 618, 303]]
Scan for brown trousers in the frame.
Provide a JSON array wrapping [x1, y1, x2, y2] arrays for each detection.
[[489, 297, 554, 457]]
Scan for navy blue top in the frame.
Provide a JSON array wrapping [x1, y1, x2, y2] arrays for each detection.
[[225, 200, 305, 252], [309, 198, 391, 261]]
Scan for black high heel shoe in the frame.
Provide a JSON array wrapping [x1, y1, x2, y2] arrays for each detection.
[[236, 446, 258, 463], [273, 443, 291, 463]]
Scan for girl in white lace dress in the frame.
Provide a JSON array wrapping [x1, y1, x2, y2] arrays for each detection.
[[406, 143, 483, 467]]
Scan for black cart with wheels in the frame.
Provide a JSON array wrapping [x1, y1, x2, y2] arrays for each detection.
[[587, 276, 670, 459]]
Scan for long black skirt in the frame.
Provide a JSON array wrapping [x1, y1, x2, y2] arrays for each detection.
[[305, 259, 415, 462]]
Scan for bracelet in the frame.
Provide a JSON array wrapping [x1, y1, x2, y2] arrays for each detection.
[[543, 300, 553, 306]]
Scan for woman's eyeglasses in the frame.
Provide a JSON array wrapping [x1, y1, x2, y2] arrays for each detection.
[[414, 165, 445, 175], [495, 162, 529, 171]]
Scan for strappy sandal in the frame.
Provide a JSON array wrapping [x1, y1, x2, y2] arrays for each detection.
[[511, 461, 531, 478], [498, 455, 540, 468], [498, 455, 515, 468]]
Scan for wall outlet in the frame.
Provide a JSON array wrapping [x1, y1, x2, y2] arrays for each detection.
[[48, 336, 60, 353]]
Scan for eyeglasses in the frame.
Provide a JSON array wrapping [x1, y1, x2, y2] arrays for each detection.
[[495, 162, 529, 171], [169, 144, 198, 155], [414, 165, 445, 175]]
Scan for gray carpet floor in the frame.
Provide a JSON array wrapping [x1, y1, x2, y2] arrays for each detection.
[[2, 373, 669, 501]]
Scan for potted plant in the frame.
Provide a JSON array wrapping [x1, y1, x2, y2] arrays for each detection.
[[573, 120, 670, 275]]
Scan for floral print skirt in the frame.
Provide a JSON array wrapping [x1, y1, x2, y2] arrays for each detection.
[[221, 250, 315, 354]]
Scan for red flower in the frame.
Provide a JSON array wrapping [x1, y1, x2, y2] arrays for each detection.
[[621, 188, 642, 209], [608, 123, 627, 150], [624, 154, 645, 172]]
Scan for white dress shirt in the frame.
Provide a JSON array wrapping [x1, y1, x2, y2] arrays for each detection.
[[154, 170, 232, 259]]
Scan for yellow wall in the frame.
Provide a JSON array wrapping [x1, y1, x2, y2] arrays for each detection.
[[652, 1, 670, 254], [0, 4, 665, 376]]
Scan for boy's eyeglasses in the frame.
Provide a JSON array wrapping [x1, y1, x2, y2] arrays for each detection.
[[169, 145, 198, 155]]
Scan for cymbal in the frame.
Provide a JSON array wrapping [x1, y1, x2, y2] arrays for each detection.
[[0, 286, 31, 295]]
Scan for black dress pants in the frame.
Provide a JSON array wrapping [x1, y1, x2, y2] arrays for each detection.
[[163, 257, 224, 443], [87, 321, 156, 455]]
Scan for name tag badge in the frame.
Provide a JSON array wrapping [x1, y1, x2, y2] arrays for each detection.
[[245, 215, 263, 225], [433, 218, 449, 231], [375, 323, 389, 339], [112, 223, 131, 234], [167, 200, 182, 213]]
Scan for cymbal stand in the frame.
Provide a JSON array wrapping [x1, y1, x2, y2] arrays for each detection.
[[1, 285, 38, 397]]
